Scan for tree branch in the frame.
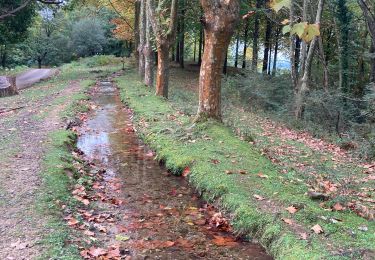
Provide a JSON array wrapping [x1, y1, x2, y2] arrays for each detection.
[[0, 0, 62, 20]]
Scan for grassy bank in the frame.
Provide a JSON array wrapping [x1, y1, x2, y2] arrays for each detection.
[[116, 70, 374, 259]]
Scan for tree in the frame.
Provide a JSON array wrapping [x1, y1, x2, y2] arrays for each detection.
[[252, 0, 262, 72], [0, 0, 62, 20], [197, 0, 240, 120], [72, 17, 107, 57], [147, 0, 178, 98]]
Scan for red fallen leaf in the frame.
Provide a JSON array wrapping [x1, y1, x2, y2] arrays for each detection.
[[89, 247, 107, 257], [107, 246, 121, 258], [182, 167, 190, 177], [300, 233, 308, 240], [332, 203, 344, 211], [253, 194, 265, 201], [176, 238, 194, 249], [194, 219, 206, 226], [163, 241, 175, 247], [257, 173, 269, 179], [212, 235, 238, 247], [281, 218, 293, 225], [92, 182, 103, 189], [311, 224, 324, 234], [80, 249, 90, 259], [110, 198, 123, 206], [83, 230, 95, 237], [67, 218, 79, 226], [286, 206, 298, 214], [211, 159, 220, 164], [145, 151, 154, 157]]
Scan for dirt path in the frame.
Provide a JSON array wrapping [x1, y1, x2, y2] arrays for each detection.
[[16, 69, 57, 90], [0, 80, 81, 259]]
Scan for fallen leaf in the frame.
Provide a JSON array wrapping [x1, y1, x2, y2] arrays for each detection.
[[67, 218, 79, 226], [115, 234, 130, 241], [282, 218, 293, 225], [253, 194, 265, 201], [225, 170, 233, 175], [182, 167, 190, 177], [89, 247, 107, 257], [286, 206, 298, 214], [300, 233, 308, 240], [257, 173, 269, 179], [238, 170, 247, 174], [212, 235, 238, 247], [83, 230, 95, 237], [311, 224, 324, 234], [332, 203, 344, 211]]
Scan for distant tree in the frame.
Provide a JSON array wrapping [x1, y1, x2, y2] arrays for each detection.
[[71, 17, 107, 57]]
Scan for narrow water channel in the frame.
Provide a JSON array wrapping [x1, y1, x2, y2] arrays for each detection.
[[77, 80, 271, 259]]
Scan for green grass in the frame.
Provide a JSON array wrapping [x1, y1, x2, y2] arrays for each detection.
[[37, 130, 81, 260], [115, 71, 375, 260]]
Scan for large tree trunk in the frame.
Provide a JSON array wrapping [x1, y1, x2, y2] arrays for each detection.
[[197, 0, 240, 120], [318, 36, 329, 91], [148, 0, 178, 98], [138, 0, 146, 78], [252, 0, 262, 72], [156, 45, 169, 97], [262, 17, 272, 74], [144, 6, 154, 87], [38, 58, 42, 69], [242, 19, 249, 68], [371, 42, 375, 82], [290, 2, 298, 89]]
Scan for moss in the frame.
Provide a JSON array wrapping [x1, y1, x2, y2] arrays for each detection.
[[115, 70, 374, 260]]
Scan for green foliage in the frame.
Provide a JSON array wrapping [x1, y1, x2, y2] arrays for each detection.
[[72, 17, 108, 57]]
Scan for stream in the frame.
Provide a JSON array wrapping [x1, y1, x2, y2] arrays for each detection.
[[77, 80, 272, 259]]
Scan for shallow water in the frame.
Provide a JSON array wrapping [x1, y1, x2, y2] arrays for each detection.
[[77, 80, 272, 259]]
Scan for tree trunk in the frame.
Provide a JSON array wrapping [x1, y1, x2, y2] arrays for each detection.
[[138, 0, 146, 78], [197, 0, 240, 120], [262, 17, 272, 74], [371, 42, 375, 82], [198, 24, 203, 65], [134, 1, 141, 66], [156, 45, 169, 97], [294, 0, 325, 119], [318, 36, 329, 91], [38, 58, 42, 69], [290, 1, 298, 89], [234, 32, 240, 67], [272, 26, 280, 76], [223, 50, 228, 74], [242, 19, 249, 69], [179, 0, 185, 68], [148, 0, 178, 98], [0, 76, 18, 97], [193, 36, 197, 62], [144, 9, 154, 87], [252, 0, 262, 72]]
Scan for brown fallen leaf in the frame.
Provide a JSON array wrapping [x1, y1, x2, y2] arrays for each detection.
[[238, 170, 247, 174], [212, 235, 238, 247], [286, 206, 298, 214], [253, 194, 265, 201], [257, 173, 269, 179], [67, 218, 79, 226], [281, 218, 293, 225], [83, 230, 95, 237], [311, 224, 324, 234], [300, 233, 308, 240], [332, 203, 344, 211], [89, 247, 107, 257], [107, 246, 121, 258]]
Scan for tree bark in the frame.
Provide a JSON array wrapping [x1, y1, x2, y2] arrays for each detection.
[[148, 0, 178, 98], [272, 26, 280, 76], [371, 42, 375, 82], [197, 0, 240, 120], [242, 19, 249, 68], [144, 1, 154, 87], [198, 24, 203, 65], [318, 36, 329, 91], [234, 32, 240, 68], [134, 1, 141, 66], [179, 0, 185, 68], [294, 0, 325, 119], [290, 1, 298, 90], [252, 0, 262, 72], [0, 76, 18, 97], [138, 0, 146, 78], [223, 50, 228, 74], [156, 45, 169, 97], [262, 17, 272, 74]]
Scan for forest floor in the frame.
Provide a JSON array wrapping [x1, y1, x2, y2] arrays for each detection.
[[115, 62, 374, 259]]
